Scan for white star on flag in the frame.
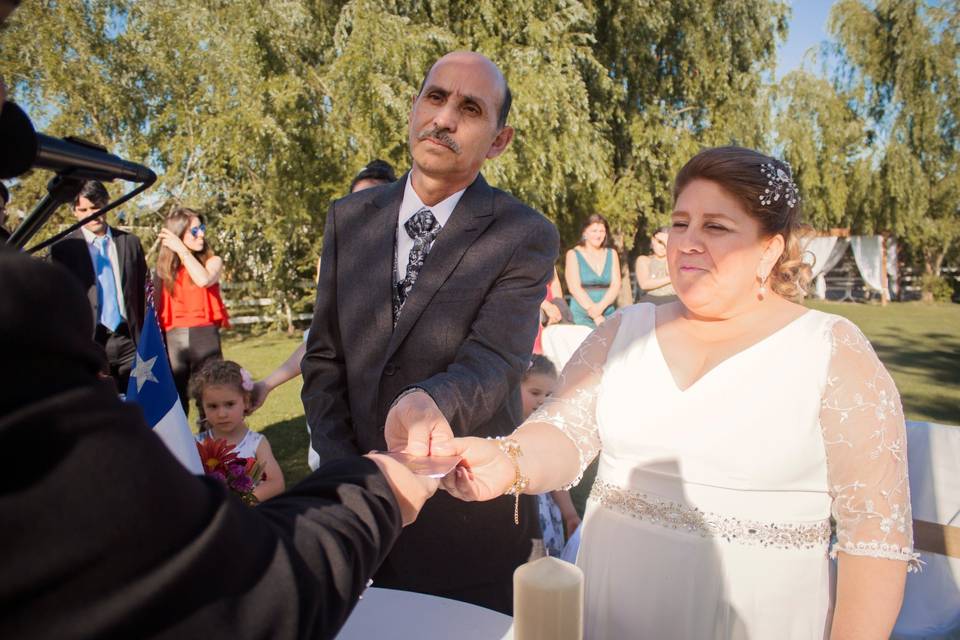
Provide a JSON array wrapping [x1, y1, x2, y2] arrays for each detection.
[[130, 353, 158, 392]]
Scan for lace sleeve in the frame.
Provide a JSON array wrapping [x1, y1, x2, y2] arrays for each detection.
[[520, 313, 622, 489], [821, 318, 920, 571]]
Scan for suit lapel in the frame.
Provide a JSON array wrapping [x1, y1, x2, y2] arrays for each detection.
[[68, 230, 96, 281], [356, 180, 405, 359], [64, 230, 100, 322], [386, 174, 495, 360]]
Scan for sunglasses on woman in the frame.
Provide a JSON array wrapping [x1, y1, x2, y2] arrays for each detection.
[[189, 224, 206, 238]]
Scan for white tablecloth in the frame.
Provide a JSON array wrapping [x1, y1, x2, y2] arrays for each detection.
[[336, 587, 515, 639], [892, 420, 960, 638]]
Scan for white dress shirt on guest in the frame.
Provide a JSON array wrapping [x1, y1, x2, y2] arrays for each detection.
[[80, 226, 127, 322]]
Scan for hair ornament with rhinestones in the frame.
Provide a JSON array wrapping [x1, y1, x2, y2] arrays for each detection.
[[759, 161, 800, 209]]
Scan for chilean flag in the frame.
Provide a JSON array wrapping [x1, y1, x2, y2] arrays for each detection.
[[125, 283, 203, 474]]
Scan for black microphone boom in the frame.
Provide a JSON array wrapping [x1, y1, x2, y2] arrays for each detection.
[[0, 101, 156, 183], [33, 132, 157, 183], [1, 101, 157, 251]]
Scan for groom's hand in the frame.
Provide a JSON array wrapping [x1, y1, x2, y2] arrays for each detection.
[[385, 390, 456, 457]]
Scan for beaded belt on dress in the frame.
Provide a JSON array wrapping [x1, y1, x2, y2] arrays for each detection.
[[590, 480, 831, 550]]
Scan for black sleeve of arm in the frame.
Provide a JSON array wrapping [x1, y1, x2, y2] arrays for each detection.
[[250, 456, 404, 638], [301, 202, 361, 463], [183, 457, 404, 639], [417, 215, 560, 435], [2, 385, 402, 640]]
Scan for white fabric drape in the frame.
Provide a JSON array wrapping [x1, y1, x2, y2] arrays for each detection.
[[803, 236, 839, 276], [806, 238, 850, 299], [851, 235, 884, 292], [886, 237, 899, 298]]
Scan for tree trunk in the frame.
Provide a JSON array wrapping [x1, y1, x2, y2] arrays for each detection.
[[283, 300, 294, 336], [921, 249, 946, 303]]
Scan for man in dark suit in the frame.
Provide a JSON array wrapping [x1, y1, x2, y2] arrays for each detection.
[[302, 51, 560, 613], [0, 247, 437, 640], [50, 180, 147, 391]]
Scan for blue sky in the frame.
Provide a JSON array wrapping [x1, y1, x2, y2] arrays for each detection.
[[777, 0, 836, 79]]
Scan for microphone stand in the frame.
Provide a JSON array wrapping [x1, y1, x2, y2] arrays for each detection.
[[5, 169, 157, 252], [7, 173, 85, 250]]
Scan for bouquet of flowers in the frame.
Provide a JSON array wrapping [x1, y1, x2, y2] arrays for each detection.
[[196, 437, 265, 506]]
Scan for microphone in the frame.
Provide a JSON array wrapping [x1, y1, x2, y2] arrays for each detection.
[[0, 101, 156, 183]]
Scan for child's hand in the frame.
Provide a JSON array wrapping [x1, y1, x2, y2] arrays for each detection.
[[247, 380, 269, 413], [564, 513, 582, 539], [542, 300, 563, 324]]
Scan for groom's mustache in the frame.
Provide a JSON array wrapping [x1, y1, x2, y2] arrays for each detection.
[[417, 126, 461, 154]]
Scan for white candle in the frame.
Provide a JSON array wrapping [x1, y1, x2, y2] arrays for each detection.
[[513, 556, 584, 640]]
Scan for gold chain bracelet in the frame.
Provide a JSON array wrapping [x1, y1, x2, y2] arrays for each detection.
[[495, 437, 529, 525]]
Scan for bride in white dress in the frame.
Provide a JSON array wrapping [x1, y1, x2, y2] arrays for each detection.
[[441, 147, 919, 639]]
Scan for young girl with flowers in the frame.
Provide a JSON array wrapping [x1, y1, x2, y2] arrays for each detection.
[[190, 359, 285, 502]]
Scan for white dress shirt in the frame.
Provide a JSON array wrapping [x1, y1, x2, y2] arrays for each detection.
[[395, 174, 466, 282], [81, 226, 127, 321]]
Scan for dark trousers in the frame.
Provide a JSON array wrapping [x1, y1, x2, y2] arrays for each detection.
[[95, 323, 137, 394], [166, 324, 222, 415]]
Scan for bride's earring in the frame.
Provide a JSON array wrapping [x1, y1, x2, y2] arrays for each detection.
[[758, 272, 768, 299]]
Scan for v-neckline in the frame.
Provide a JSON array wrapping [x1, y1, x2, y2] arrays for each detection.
[[576, 248, 608, 277], [651, 308, 812, 393]]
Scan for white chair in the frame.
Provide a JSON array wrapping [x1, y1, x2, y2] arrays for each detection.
[[892, 421, 960, 639], [540, 324, 593, 372]]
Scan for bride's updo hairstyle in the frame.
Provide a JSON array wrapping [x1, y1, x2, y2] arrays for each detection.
[[672, 146, 812, 301]]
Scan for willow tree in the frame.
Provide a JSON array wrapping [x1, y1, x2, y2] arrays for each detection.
[[774, 70, 870, 232], [585, 0, 789, 246], [317, 0, 613, 244], [0, 0, 144, 237], [1, 0, 340, 326], [830, 0, 960, 298], [2, 0, 797, 314]]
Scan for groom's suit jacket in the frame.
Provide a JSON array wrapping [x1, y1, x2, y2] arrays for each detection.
[[302, 172, 560, 612]]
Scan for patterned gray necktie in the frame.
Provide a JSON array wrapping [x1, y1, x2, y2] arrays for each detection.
[[393, 207, 442, 325]]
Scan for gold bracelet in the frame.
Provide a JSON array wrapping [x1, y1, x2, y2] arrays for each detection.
[[495, 436, 529, 525]]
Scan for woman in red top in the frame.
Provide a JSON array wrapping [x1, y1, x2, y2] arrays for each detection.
[[156, 208, 229, 411]]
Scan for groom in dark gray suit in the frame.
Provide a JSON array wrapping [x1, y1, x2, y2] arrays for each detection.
[[302, 51, 559, 613]]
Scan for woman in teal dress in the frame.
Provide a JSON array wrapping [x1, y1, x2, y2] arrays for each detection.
[[564, 214, 621, 327]]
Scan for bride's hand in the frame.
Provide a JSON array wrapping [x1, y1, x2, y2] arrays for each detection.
[[441, 437, 516, 502]]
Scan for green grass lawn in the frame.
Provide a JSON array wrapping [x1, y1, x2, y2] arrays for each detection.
[[805, 301, 960, 425], [224, 301, 960, 496]]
